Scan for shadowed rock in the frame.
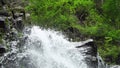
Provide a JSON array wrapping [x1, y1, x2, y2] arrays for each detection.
[[0, 17, 6, 29], [0, 10, 9, 16], [14, 17, 24, 31], [84, 41, 98, 68], [76, 40, 98, 68], [0, 44, 6, 54]]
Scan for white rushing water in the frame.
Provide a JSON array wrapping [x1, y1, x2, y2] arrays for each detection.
[[22, 26, 91, 68]]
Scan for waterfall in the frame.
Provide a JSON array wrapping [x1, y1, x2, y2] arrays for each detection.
[[23, 26, 89, 68], [1, 26, 107, 68]]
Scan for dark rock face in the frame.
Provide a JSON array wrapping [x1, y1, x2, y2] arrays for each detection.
[[0, 44, 6, 54], [0, 10, 10, 17], [0, 0, 26, 57], [76, 40, 98, 68], [0, 17, 6, 29], [0, 0, 26, 32], [14, 17, 24, 31], [0, 0, 29, 68], [83, 41, 98, 68], [83, 41, 97, 56]]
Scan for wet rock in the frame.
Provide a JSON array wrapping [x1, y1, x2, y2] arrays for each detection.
[[76, 40, 97, 56], [16, 17, 24, 30], [14, 17, 24, 31], [0, 17, 6, 29], [0, 44, 6, 54], [14, 13, 24, 19], [77, 40, 98, 68], [0, 10, 9, 16], [84, 41, 97, 56], [84, 41, 98, 68]]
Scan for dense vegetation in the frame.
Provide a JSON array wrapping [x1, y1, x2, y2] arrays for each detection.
[[26, 0, 120, 64]]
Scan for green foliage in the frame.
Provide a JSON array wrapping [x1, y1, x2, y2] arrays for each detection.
[[26, 0, 120, 64], [107, 30, 120, 41], [26, 0, 94, 30], [103, 0, 120, 22], [102, 0, 120, 29], [99, 43, 120, 64]]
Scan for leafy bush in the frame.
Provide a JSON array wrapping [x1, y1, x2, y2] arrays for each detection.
[[26, 0, 94, 30], [99, 43, 120, 64]]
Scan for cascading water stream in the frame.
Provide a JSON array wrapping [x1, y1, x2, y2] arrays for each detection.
[[1, 26, 104, 68], [23, 26, 88, 68]]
